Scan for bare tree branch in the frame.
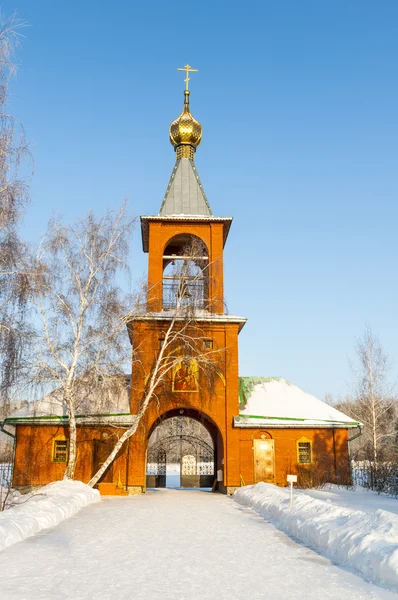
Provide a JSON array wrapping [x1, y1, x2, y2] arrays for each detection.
[[29, 203, 134, 479], [0, 13, 32, 408]]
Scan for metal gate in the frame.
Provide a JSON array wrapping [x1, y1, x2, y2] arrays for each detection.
[[146, 417, 215, 488], [146, 449, 166, 488], [179, 448, 214, 487], [181, 454, 199, 488]]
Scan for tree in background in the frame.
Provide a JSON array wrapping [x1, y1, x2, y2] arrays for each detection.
[[334, 327, 398, 491], [30, 204, 134, 479], [349, 326, 397, 464], [0, 14, 31, 409]]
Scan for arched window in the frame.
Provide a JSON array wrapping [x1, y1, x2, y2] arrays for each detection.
[[162, 234, 208, 310]]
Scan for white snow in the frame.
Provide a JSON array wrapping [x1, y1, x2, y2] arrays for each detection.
[[239, 377, 358, 425], [302, 483, 398, 515], [0, 479, 100, 552], [0, 489, 396, 599], [9, 376, 131, 418], [234, 482, 398, 593]]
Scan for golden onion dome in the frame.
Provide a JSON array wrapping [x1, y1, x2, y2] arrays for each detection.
[[169, 90, 202, 160]]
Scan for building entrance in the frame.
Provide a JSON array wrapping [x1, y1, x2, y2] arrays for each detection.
[[146, 416, 215, 489]]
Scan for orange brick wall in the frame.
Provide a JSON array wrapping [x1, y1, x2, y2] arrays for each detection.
[[237, 427, 350, 486], [128, 318, 241, 489], [13, 422, 351, 490], [146, 220, 225, 313], [13, 424, 129, 487]]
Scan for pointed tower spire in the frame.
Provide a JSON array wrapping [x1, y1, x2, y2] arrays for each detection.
[[159, 65, 212, 217]]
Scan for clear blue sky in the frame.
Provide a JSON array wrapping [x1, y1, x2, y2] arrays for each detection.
[[5, 0, 398, 400]]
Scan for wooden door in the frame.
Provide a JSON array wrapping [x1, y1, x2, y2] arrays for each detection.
[[254, 439, 275, 483], [93, 439, 114, 483]]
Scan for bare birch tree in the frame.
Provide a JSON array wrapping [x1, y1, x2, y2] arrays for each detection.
[[30, 204, 134, 479], [348, 326, 397, 464], [88, 242, 224, 487], [0, 14, 31, 407]]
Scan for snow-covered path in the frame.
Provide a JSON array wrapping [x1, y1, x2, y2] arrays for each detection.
[[1, 489, 397, 600]]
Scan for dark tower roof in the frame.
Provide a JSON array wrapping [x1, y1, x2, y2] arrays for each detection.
[[158, 158, 212, 217]]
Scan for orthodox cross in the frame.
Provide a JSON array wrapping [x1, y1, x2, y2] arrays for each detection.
[[177, 64, 198, 91]]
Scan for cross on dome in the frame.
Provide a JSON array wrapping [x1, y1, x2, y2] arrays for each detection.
[[177, 64, 198, 91], [169, 64, 202, 160]]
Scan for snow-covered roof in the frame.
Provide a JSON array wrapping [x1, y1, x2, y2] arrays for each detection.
[[8, 376, 131, 419], [236, 377, 359, 428], [4, 375, 359, 430]]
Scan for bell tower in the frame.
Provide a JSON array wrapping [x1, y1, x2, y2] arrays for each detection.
[[141, 65, 231, 315], [127, 67, 246, 493]]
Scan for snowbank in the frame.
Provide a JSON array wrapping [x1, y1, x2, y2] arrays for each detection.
[[234, 483, 398, 592], [0, 480, 100, 552], [302, 483, 398, 515]]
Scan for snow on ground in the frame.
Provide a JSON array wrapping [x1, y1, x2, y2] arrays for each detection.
[[0, 480, 100, 552], [302, 483, 398, 515], [0, 489, 397, 600], [234, 483, 398, 593]]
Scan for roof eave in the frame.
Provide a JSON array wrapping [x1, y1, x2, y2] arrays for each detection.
[[140, 215, 233, 253], [234, 416, 361, 429], [4, 413, 136, 427], [126, 311, 247, 332]]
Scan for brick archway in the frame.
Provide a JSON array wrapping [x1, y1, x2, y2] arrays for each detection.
[[146, 408, 223, 490]]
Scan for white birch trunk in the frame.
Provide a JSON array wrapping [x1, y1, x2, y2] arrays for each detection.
[[64, 390, 77, 479]]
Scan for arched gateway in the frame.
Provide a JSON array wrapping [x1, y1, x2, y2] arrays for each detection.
[[146, 410, 221, 489]]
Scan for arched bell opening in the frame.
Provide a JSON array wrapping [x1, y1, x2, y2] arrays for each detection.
[[146, 408, 223, 490], [162, 234, 209, 310]]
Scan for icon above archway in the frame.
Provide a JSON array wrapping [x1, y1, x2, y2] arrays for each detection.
[[173, 359, 198, 392]]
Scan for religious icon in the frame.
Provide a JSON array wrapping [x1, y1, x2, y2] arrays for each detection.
[[172, 359, 198, 392]]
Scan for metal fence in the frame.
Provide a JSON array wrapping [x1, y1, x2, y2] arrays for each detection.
[[351, 461, 398, 496], [162, 279, 206, 310], [0, 462, 12, 487]]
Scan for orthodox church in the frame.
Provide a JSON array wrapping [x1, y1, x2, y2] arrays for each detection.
[[4, 67, 359, 494]]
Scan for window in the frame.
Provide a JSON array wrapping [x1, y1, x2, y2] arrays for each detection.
[[297, 438, 312, 465], [53, 439, 68, 463], [203, 339, 213, 349]]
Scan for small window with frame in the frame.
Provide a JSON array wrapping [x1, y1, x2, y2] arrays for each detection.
[[52, 439, 68, 463], [297, 437, 312, 465], [203, 339, 213, 349]]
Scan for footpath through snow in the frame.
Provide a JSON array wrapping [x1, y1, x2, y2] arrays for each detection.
[[0, 480, 100, 552], [1, 488, 397, 600], [234, 483, 398, 593]]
